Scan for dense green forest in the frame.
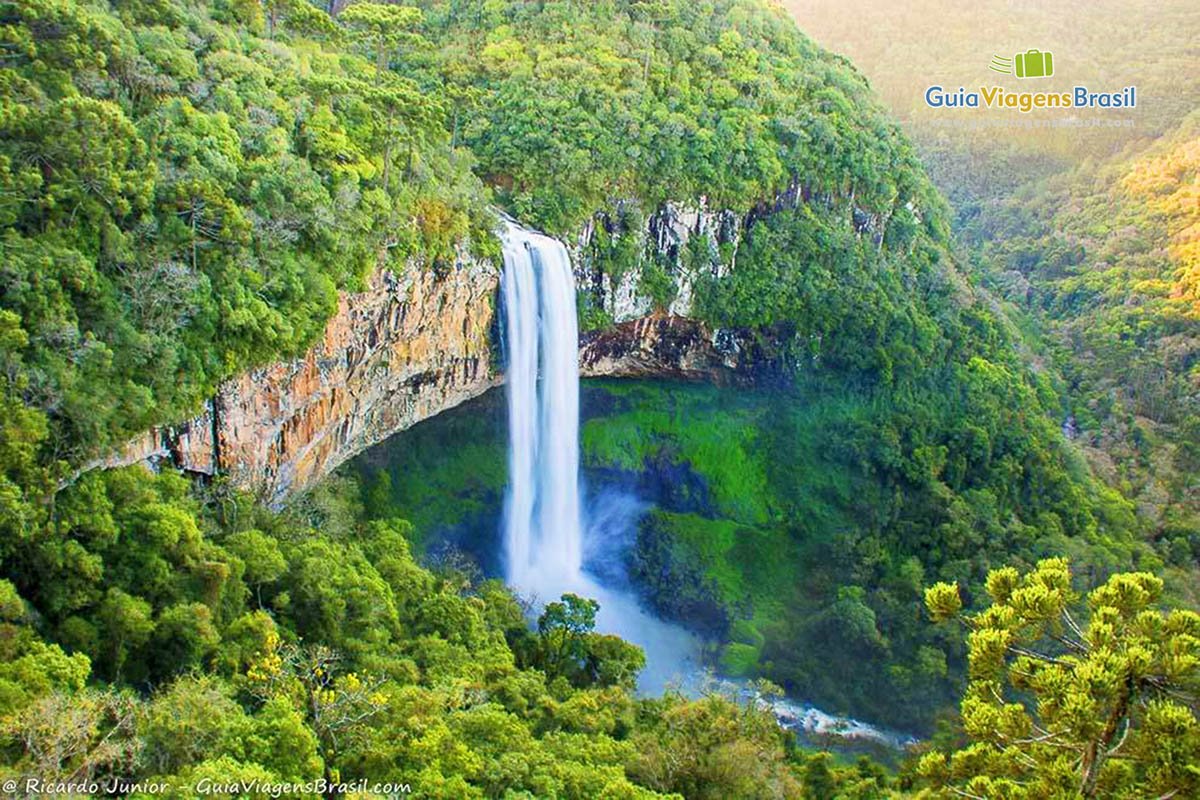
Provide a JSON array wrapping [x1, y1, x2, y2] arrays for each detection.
[[1, 0, 1199, 796], [1, 0, 497, 469], [790, 0, 1200, 595]]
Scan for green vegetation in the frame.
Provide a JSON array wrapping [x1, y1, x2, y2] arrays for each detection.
[[0, 467, 830, 797], [969, 118, 1200, 572], [420, 0, 927, 236], [357, 375, 1147, 733], [357, 391, 508, 550], [0, 0, 495, 469], [576, 378, 1145, 732], [920, 559, 1200, 799], [0, 1, 954, 792], [0, 0, 950, 528], [3, 0, 1198, 794], [791, 0, 1200, 585]]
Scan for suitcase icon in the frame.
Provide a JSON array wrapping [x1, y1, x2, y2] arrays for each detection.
[[1014, 49, 1053, 79]]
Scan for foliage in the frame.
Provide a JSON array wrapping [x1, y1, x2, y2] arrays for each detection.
[[0, 0, 1191, 795], [920, 559, 1200, 799], [586, 371, 1144, 733], [357, 375, 1145, 733], [0, 467, 831, 797], [522, 593, 647, 691], [627, 689, 804, 799], [414, 0, 928, 236], [968, 118, 1200, 554], [788, 0, 1200, 591], [0, 0, 494, 474]]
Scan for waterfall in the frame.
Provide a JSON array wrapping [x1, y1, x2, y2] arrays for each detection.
[[501, 224, 583, 591], [494, 220, 914, 736], [500, 220, 700, 693]]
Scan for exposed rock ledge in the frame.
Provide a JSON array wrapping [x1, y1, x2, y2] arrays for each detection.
[[91, 257, 502, 504], [91, 204, 762, 503], [579, 315, 755, 383]]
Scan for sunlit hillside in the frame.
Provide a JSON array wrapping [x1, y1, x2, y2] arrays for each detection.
[[786, 0, 1200, 204]]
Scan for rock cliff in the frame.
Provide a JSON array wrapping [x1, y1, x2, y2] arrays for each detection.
[[95, 257, 501, 504], [578, 315, 755, 382], [95, 204, 760, 502]]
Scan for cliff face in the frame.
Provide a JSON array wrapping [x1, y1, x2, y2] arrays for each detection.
[[98, 204, 757, 501], [98, 257, 501, 503], [571, 202, 740, 323], [578, 315, 755, 382]]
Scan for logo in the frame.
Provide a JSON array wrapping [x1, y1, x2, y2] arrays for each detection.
[[989, 50, 1054, 79], [924, 47, 1136, 114]]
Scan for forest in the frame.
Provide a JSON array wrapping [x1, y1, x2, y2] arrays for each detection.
[[1, 0, 1198, 797], [795, 0, 1200, 601]]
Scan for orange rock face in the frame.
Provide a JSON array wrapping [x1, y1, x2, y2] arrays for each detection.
[[101, 258, 501, 504]]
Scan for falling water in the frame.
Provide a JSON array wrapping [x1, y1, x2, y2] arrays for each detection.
[[501, 225, 582, 589], [500, 221, 700, 692], [495, 221, 920, 740]]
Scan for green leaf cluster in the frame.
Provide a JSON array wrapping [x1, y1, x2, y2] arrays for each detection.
[[921, 559, 1200, 799]]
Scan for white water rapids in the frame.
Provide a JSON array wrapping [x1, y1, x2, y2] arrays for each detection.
[[497, 220, 915, 748]]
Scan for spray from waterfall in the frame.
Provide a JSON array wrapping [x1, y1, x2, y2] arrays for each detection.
[[499, 221, 700, 692]]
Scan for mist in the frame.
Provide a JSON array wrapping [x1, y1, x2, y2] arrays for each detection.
[[582, 485, 703, 694]]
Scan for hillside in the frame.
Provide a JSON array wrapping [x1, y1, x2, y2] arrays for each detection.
[[974, 116, 1200, 587], [782, 0, 1200, 591], [1, 0, 942, 472]]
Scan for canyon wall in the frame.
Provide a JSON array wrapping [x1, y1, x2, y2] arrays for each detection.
[[94, 256, 502, 504], [95, 204, 763, 502]]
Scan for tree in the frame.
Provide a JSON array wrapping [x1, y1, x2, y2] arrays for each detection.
[[921, 559, 1200, 799], [261, 0, 336, 39], [584, 633, 646, 690], [95, 588, 154, 683], [0, 580, 91, 715], [338, 3, 424, 81], [627, 689, 804, 800], [151, 603, 221, 680], [536, 593, 599, 680], [245, 636, 385, 797], [226, 530, 286, 607], [140, 756, 282, 800], [1, 690, 142, 797], [629, 0, 674, 82], [139, 675, 249, 775], [362, 74, 442, 198]]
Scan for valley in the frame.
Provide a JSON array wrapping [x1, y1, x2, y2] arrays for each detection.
[[0, 1, 1197, 797]]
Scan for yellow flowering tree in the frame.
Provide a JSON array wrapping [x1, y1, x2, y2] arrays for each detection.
[[246, 634, 387, 788]]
